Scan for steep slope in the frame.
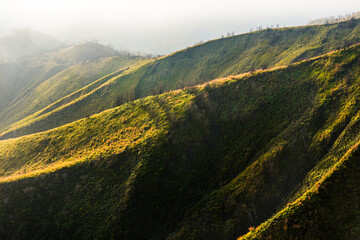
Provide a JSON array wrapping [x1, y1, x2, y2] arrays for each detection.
[[169, 46, 360, 239], [0, 29, 63, 63], [0, 44, 360, 239], [3, 19, 360, 140], [0, 42, 146, 130]]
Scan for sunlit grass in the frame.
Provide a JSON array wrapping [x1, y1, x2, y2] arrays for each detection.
[[0, 90, 195, 181]]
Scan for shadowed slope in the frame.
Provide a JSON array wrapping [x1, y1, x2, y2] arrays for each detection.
[[1, 45, 360, 239]]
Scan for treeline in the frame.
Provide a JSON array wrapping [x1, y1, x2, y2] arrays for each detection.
[[193, 24, 287, 47], [308, 12, 360, 25]]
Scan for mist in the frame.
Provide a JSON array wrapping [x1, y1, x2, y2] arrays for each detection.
[[1, 0, 360, 54]]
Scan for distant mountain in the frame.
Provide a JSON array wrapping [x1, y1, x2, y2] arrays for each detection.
[[2, 19, 360, 140], [52, 41, 124, 64], [0, 41, 147, 127], [0, 29, 63, 63], [1, 43, 360, 239]]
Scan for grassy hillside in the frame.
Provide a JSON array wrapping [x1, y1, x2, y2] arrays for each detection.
[[0, 44, 360, 239], [0, 42, 146, 131], [3, 19, 360, 140], [0, 56, 145, 131]]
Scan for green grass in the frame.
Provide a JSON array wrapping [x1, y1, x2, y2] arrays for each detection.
[[1, 44, 360, 239], [3, 19, 360, 140]]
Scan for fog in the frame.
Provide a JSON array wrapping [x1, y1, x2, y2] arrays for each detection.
[[1, 0, 360, 54]]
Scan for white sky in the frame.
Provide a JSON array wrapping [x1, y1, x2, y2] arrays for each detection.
[[1, 0, 360, 54]]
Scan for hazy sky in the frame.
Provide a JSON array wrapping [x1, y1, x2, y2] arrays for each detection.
[[1, 0, 360, 54]]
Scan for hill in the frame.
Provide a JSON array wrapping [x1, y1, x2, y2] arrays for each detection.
[[0, 42, 147, 130], [0, 43, 360, 239], [2, 19, 360, 140]]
